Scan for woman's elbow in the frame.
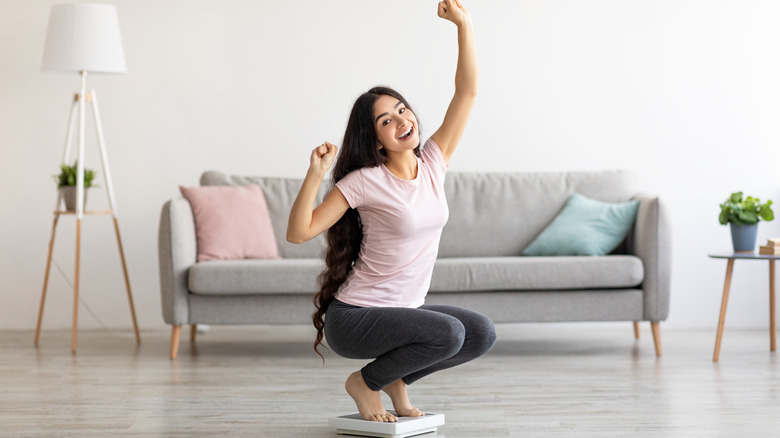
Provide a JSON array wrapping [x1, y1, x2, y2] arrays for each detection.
[[287, 236, 306, 245], [286, 230, 306, 245], [455, 86, 478, 100]]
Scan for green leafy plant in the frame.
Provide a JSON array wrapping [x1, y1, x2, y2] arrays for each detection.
[[53, 161, 97, 188], [719, 191, 774, 227]]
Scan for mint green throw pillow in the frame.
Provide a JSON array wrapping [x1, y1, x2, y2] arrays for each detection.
[[522, 193, 640, 256]]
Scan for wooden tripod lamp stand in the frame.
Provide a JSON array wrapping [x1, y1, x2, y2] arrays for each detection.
[[35, 3, 140, 352]]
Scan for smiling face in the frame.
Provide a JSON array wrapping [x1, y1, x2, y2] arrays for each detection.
[[373, 94, 419, 154]]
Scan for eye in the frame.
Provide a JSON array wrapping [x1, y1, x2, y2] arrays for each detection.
[[399, 107, 406, 114], [382, 119, 391, 126]]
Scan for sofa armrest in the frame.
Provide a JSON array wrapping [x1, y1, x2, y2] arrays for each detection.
[[629, 193, 672, 321], [158, 198, 197, 325]]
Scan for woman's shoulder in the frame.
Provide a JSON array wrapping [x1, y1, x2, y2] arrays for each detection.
[[420, 138, 447, 173], [344, 164, 381, 179], [337, 164, 381, 188], [423, 137, 439, 150], [338, 168, 363, 185]]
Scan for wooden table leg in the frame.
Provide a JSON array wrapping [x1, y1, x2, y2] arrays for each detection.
[[113, 217, 141, 344], [713, 258, 735, 362], [770, 259, 776, 353], [633, 321, 640, 339], [35, 216, 60, 346], [72, 218, 82, 353]]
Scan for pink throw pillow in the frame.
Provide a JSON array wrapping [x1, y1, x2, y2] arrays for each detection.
[[179, 185, 280, 262]]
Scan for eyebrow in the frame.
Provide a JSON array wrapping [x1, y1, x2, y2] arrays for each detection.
[[374, 100, 404, 124]]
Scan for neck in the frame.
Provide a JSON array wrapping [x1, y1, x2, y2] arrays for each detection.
[[384, 150, 418, 180]]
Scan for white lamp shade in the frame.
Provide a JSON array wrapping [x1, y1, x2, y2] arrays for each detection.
[[41, 3, 126, 74]]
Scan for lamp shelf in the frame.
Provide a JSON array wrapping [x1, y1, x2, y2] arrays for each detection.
[[54, 210, 113, 216]]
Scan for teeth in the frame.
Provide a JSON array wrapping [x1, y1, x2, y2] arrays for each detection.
[[399, 126, 412, 139]]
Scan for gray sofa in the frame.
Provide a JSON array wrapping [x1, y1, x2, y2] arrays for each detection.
[[159, 169, 671, 359]]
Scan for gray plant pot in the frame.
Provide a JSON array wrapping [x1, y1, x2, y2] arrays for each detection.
[[730, 222, 758, 252], [60, 186, 88, 212]]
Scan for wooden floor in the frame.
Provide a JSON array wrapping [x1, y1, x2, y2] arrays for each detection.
[[2, 323, 779, 437]]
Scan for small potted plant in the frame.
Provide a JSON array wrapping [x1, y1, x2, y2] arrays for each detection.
[[719, 191, 774, 252], [54, 161, 97, 211]]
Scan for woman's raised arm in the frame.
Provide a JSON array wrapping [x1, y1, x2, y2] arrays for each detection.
[[287, 142, 350, 244], [430, 0, 477, 165]]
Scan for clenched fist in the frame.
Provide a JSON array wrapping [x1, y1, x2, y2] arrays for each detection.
[[438, 0, 470, 26], [310, 142, 338, 174]]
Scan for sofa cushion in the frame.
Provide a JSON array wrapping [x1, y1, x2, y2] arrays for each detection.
[[429, 256, 644, 292], [189, 258, 325, 295], [522, 193, 640, 256], [200, 172, 330, 259], [179, 185, 280, 262], [189, 255, 643, 296]]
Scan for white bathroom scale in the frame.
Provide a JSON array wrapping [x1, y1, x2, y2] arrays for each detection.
[[329, 411, 445, 438]]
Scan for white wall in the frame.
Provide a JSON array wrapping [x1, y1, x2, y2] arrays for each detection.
[[1, 0, 779, 331]]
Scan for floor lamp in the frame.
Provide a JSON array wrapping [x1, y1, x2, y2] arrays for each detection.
[[35, 3, 140, 352]]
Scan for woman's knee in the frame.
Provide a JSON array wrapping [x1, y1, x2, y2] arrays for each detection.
[[467, 314, 497, 357], [429, 317, 466, 358], [478, 318, 497, 355]]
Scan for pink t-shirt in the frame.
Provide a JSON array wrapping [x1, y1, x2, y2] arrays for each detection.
[[334, 138, 449, 308]]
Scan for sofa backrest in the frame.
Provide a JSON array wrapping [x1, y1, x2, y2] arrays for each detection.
[[438, 170, 637, 257], [200, 169, 637, 259]]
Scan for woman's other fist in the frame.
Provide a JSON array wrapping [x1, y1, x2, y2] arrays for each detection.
[[310, 142, 338, 173]]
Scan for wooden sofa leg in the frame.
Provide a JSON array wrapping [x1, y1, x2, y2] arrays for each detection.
[[190, 324, 197, 343], [633, 321, 640, 339], [650, 321, 662, 356], [170, 325, 182, 360]]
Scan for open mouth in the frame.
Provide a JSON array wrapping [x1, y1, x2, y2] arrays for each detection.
[[398, 125, 414, 140]]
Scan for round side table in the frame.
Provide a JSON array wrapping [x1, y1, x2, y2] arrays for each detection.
[[709, 252, 779, 362]]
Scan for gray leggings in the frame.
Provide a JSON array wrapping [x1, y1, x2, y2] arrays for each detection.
[[324, 299, 497, 391]]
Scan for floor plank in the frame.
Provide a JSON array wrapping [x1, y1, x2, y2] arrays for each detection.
[[2, 324, 779, 437]]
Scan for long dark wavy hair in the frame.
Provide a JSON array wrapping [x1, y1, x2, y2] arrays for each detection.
[[312, 86, 422, 360]]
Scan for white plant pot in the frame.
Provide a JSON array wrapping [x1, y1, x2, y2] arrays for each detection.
[[60, 186, 89, 212]]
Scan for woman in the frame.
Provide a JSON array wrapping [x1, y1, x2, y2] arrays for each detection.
[[287, 0, 495, 423]]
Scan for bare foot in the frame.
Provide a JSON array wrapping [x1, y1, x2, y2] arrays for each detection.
[[382, 379, 424, 417], [345, 371, 397, 422]]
